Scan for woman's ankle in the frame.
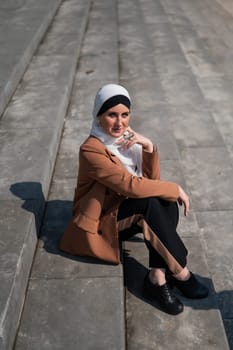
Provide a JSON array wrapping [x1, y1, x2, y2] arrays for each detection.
[[173, 267, 190, 281], [149, 268, 166, 286]]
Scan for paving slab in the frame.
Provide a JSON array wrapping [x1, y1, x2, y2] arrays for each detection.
[[168, 104, 225, 148], [209, 101, 233, 149], [31, 247, 123, 280], [118, 1, 232, 348], [162, 9, 223, 79], [2, 0, 232, 349], [14, 1, 125, 350], [0, 0, 62, 118], [178, 0, 233, 79], [196, 211, 233, 305], [1, 55, 75, 129], [0, 200, 39, 350], [14, 278, 125, 350], [0, 128, 61, 200], [0, 1, 26, 10], [198, 76, 233, 102], [196, 211, 233, 350], [180, 147, 233, 211], [0, 1, 90, 349], [193, 0, 233, 48], [123, 234, 229, 350]]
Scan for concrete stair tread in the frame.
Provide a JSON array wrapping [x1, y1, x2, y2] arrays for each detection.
[[0, 0, 62, 118], [124, 234, 230, 349], [0, 0, 232, 349], [15, 256, 124, 350], [13, 1, 126, 349], [0, 1, 90, 349]]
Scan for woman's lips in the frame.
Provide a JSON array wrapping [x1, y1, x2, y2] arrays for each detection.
[[112, 128, 123, 132]]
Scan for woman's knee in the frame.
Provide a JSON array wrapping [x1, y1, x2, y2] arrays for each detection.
[[144, 197, 179, 225], [146, 197, 166, 209]]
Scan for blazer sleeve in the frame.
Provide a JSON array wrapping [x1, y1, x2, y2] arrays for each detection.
[[142, 145, 160, 180], [79, 142, 179, 202]]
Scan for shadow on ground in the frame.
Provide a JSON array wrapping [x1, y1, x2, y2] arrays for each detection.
[[10, 182, 233, 318], [123, 251, 233, 348], [124, 251, 233, 318], [10, 181, 116, 266]]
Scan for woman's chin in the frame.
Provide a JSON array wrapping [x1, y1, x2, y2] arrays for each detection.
[[110, 131, 124, 138]]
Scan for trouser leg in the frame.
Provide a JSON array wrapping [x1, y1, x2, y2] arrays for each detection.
[[117, 197, 188, 274]]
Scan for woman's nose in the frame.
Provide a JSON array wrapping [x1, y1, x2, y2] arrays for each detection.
[[115, 116, 122, 125]]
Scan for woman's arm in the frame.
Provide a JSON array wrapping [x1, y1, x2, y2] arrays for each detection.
[[79, 140, 179, 202]]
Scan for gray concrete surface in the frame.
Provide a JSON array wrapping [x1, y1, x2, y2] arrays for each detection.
[[0, 0, 63, 119], [0, 1, 90, 349], [0, 0, 233, 349], [118, 0, 232, 348], [124, 235, 228, 350], [14, 2, 126, 349]]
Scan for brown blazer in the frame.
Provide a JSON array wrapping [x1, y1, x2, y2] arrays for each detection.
[[59, 136, 179, 264]]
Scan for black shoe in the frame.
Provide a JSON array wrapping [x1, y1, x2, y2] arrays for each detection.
[[169, 272, 209, 299], [142, 273, 184, 315]]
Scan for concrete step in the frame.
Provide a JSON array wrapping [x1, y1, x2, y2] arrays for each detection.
[[118, 0, 232, 348], [124, 234, 229, 350], [0, 0, 64, 119], [13, 1, 126, 349], [1, 0, 232, 349], [0, 1, 90, 349]]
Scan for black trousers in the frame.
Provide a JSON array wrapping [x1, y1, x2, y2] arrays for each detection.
[[117, 197, 188, 273]]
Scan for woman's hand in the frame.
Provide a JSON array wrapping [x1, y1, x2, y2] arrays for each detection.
[[116, 126, 154, 153], [178, 186, 190, 216]]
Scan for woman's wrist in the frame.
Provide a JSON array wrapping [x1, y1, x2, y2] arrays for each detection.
[[143, 142, 154, 153]]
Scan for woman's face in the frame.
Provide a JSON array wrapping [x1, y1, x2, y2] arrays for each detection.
[[98, 104, 130, 138]]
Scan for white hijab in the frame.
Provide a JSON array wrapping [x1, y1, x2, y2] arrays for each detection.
[[90, 84, 142, 177]]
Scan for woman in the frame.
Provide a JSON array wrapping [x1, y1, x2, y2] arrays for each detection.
[[60, 83, 209, 315]]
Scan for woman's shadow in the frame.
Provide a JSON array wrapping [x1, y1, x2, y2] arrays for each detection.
[[10, 182, 72, 250], [10, 181, 113, 265]]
